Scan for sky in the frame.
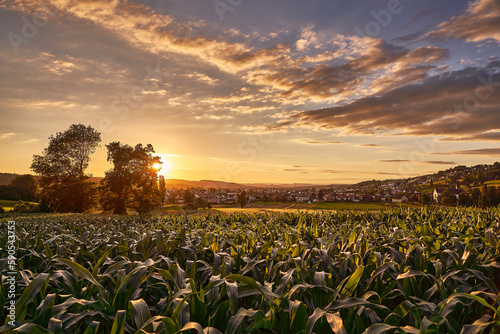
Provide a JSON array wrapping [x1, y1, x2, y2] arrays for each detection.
[[0, 0, 499, 184]]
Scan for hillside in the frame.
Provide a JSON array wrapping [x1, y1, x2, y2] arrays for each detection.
[[351, 162, 500, 192], [0, 173, 17, 185], [0, 173, 250, 189]]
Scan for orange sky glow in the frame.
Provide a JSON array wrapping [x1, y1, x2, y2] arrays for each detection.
[[1, 0, 500, 184]]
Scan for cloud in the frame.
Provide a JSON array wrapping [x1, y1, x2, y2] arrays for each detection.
[[1, 0, 452, 110], [428, 0, 500, 43], [194, 114, 234, 121], [400, 8, 438, 31], [283, 168, 310, 174], [19, 138, 39, 144], [392, 28, 430, 44], [296, 24, 321, 51], [378, 160, 410, 163], [421, 160, 457, 165], [0, 132, 15, 139], [297, 139, 344, 145], [2, 0, 293, 75], [358, 144, 383, 147], [320, 170, 342, 174], [186, 72, 219, 86], [437, 131, 500, 141], [247, 39, 448, 101], [379, 159, 456, 165], [290, 62, 500, 138]]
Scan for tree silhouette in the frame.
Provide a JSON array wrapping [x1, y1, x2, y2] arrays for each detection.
[[10, 174, 38, 201], [183, 189, 194, 205], [100, 142, 161, 215], [168, 191, 178, 204], [237, 190, 247, 208], [158, 175, 166, 206], [30, 124, 101, 212], [262, 193, 269, 203], [440, 190, 456, 206]]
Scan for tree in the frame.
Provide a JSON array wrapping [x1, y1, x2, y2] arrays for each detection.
[[274, 192, 281, 204], [0, 185, 18, 201], [261, 193, 269, 203], [481, 184, 490, 207], [237, 190, 247, 208], [471, 188, 482, 206], [487, 186, 499, 206], [318, 189, 325, 201], [195, 196, 209, 209], [462, 175, 473, 186], [30, 124, 101, 212], [158, 175, 166, 206], [100, 142, 161, 215], [168, 191, 178, 204], [457, 192, 472, 206], [419, 193, 432, 204], [440, 190, 456, 206], [10, 175, 38, 201], [183, 189, 194, 205]]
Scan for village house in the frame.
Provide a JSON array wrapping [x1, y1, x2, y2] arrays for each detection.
[[392, 194, 409, 203], [296, 194, 310, 202]]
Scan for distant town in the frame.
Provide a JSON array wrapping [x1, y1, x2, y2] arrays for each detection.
[[162, 162, 500, 208], [2, 162, 500, 213]]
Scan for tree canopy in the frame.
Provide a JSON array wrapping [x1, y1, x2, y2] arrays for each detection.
[[0, 174, 38, 201], [100, 142, 162, 215], [30, 124, 101, 212], [237, 190, 247, 208]]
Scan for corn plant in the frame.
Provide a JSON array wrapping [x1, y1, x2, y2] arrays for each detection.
[[0, 208, 499, 333]]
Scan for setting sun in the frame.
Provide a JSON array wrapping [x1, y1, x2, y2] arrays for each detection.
[[153, 158, 172, 177]]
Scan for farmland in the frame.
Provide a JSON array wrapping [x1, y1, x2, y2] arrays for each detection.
[[1, 208, 500, 333], [0, 200, 18, 212], [151, 202, 420, 216]]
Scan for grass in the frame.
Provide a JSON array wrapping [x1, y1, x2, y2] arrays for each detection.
[[151, 201, 425, 215], [312, 201, 390, 210], [0, 199, 19, 211], [153, 204, 183, 211]]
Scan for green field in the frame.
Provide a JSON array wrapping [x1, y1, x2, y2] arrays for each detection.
[[312, 202, 392, 210], [2, 208, 500, 333], [0, 199, 18, 211], [152, 202, 416, 216]]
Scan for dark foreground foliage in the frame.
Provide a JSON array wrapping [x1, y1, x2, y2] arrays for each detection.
[[1, 208, 500, 333]]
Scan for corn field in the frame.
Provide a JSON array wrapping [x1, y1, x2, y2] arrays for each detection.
[[1, 208, 500, 333]]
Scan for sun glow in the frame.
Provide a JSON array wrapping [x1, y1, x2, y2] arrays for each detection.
[[154, 158, 172, 176], [153, 162, 162, 171]]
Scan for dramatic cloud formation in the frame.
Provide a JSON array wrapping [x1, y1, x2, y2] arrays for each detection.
[[291, 62, 500, 138], [1, 0, 499, 183]]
